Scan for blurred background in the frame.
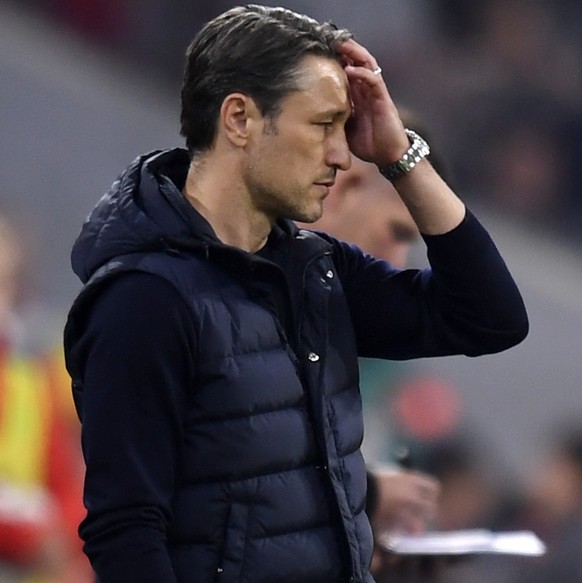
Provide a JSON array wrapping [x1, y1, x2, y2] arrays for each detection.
[[1, 0, 582, 581]]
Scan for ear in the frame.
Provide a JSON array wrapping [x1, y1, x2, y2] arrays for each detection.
[[219, 93, 262, 148]]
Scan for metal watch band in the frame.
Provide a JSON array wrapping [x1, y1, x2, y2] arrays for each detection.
[[378, 129, 431, 182]]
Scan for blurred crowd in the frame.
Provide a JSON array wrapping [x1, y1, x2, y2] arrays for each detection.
[[0, 215, 90, 581], [371, 423, 582, 582], [2, 0, 582, 581]]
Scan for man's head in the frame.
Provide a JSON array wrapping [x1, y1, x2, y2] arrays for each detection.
[[180, 5, 352, 157]]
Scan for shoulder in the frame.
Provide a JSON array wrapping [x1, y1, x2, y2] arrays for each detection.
[[65, 271, 194, 349], [93, 271, 184, 310]]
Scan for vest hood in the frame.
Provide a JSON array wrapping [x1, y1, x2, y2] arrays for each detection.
[[71, 148, 218, 284]]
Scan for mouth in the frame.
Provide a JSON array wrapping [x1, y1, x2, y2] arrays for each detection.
[[314, 172, 336, 189], [313, 183, 332, 197], [314, 180, 335, 188]]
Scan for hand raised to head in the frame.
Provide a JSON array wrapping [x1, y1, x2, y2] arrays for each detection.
[[339, 40, 409, 167]]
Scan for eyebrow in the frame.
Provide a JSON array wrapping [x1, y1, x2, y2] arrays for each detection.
[[317, 108, 352, 121]]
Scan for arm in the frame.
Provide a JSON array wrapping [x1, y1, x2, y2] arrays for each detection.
[[68, 273, 195, 582], [331, 210, 528, 359], [335, 40, 528, 359], [340, 39, 465, 236]]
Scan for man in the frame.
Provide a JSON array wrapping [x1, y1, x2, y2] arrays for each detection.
[[64, 5, 528, 582]]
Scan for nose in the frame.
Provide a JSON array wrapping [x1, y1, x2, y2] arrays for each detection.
[[326, 129, 352, 172]]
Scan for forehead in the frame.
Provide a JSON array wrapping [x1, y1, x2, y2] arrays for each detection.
[[284, 55, 350, 115]]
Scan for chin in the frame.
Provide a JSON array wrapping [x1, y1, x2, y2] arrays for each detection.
[[288, 204, 323, 224], [300, 210, 324, 224]]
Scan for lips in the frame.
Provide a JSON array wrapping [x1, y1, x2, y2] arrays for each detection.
[[314, 183, 333, 192], [314, 172, 336, 188]]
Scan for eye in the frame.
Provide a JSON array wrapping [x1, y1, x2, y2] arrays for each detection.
[[316, 121, 335, 137], [316, 121, 334, 132]]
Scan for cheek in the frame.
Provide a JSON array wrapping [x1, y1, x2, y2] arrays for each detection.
[[282, 152, 322, 186], [254, 131, 325, 190], [251, 145, 291, 183], [290, 131, 326, 163]]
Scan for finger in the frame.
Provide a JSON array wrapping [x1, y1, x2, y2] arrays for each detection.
[[394, 497, 438, 529], [417, 482, 440, 503], [340, 39, 376, 67], [409, 474, 441, 501], [339, 39, 379, 71], [395, 508, 433, 533], [410, 494, 439, 521], [399, 479, 440, 508], [344, 65, 387, 96]]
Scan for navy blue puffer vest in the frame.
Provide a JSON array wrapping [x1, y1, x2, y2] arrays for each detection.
[[65, 149, 374, 582]]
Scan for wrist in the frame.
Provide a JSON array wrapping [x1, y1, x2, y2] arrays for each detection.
[[378, 129, 430, 182]]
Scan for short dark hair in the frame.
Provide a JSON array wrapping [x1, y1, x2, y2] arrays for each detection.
[[180, 5, 352, 157]]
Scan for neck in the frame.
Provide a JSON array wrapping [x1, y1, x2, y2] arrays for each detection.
[[182, 154, 272, 253]]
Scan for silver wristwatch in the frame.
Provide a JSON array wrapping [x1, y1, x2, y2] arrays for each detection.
[[378, 129, 430, 182]]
